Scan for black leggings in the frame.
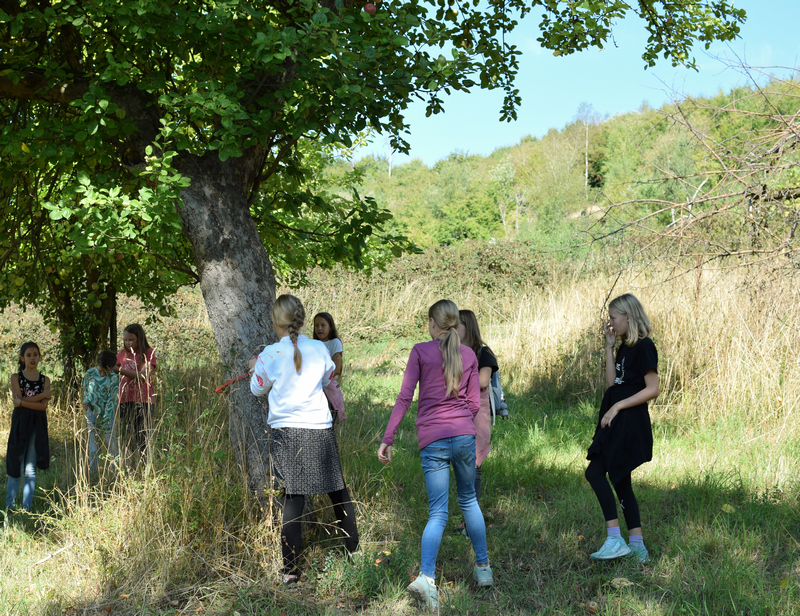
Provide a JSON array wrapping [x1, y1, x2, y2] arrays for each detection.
[[277, 488, 359, 574], [585, 459, 641, 529]]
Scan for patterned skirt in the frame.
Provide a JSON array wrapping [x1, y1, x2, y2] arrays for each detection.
[[269, 426, 346, 495]]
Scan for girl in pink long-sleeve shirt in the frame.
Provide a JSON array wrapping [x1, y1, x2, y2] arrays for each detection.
[[378, 299, 493, 609]]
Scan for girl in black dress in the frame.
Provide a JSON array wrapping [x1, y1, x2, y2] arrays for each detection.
[[5, 342, 51, 511], [585, 293, 659, 563]]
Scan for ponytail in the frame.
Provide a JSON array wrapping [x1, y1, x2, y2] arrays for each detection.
[[440, 326, 463, 398], [273, 294, 306, 373], [429, 299, 463, 398]]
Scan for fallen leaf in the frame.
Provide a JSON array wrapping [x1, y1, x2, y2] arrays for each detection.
[[609, 577, 634, 588], [721, 504, 736, 514]]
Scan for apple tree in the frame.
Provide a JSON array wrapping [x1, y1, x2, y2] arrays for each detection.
[[0, 0, 745, 492]]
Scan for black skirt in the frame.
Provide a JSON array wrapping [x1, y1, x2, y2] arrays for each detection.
[[269, 426, 346, 495], [586, 387, 653, 485]]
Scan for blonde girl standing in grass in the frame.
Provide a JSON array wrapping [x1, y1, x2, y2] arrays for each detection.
[[5, 342, 51, 511], [585, 293, 659, 563], [250, 295, 359, 585], [378, 299, 493, 610], [313, 311, 346, 423]]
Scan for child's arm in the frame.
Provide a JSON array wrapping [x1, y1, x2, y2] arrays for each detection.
[[479, 367, 492, 390], [331, 352, 343, 379], [118, 351, 156, 382], [11, 375, 51, 411], [600, 370, 659, 428], [82, 371, 96, 411], [604, 320, 617, 387]]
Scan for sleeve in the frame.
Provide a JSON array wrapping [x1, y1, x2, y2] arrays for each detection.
[[382, 346, 421, 446], [639, 339, 658, 373], [146, 348, 157, 368], [115, 350, 124, 368], [82, 371, 98, 408], [103, 375, 120, 421], [330, 338, 343, 355], [250, 353, 274, 397], [478, 347, 499, 373]]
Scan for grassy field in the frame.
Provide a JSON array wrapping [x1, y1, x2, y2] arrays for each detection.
[[1, 257, 799, 615]]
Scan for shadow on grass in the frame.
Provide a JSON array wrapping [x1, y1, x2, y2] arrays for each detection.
[[3, 353, 799, 615]]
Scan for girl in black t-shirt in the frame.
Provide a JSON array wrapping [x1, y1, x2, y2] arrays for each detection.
[[455, 310, 498, 536], [585, 294, 659, 563]]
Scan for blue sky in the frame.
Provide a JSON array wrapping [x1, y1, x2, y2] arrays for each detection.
[[359, 1, 800, 167]]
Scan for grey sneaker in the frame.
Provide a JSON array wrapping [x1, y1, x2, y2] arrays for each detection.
[[407, 573, 438, 609], [590, 535, 631, 560], [628, 542, 651, 563], [473, 564, 493, 586]]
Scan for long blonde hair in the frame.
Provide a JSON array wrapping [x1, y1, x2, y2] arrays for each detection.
[[609, 293, 652, 347], [429, 299, 462, 398], [273, 294, 305, 372]]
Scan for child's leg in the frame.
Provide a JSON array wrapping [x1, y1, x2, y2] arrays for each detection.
[[612, 474, 641, 532], [20, 431, 37, 510], [585, 459, 631, 559], [86, 410, 100, 474], [613, 474, 649, 561], [277, 493, 306, 575], [451, 436, 488, 567], [585, 459, 619, 523], [5, 474, 20, 508], [419, 440, 452, 578], [327, 487, 359, 553]]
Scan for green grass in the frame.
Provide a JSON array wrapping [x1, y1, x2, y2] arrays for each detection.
[[1, 283, 799, 615]]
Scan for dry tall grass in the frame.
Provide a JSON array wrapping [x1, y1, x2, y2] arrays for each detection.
[[2, 260, 798, 614], [303, 262, 800, 491]]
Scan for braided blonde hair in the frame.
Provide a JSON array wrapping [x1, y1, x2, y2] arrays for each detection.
[[429, 299, 463, 398], [273, 294, 306, 373]]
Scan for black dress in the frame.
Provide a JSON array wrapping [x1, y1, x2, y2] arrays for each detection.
[[6, 373, 50, 478], [586, 338, 658, 485]]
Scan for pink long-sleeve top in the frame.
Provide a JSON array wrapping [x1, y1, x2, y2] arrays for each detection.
[[382, 340, 480, 450]]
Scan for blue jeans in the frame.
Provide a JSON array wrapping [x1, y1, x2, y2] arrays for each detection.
[[6, 429, 37, 510], [419, 435, 489, 577], [87, 410, 117, 473]]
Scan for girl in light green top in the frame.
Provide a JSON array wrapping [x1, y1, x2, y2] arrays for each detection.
[[82, 350, 119, 473]]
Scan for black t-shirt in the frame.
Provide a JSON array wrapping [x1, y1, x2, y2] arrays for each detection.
[[477, 347, 499, 374], [608, 337, 658, 405]]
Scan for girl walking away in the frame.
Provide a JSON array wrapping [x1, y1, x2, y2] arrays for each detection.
[[378, 300, 493, 610], [114, 324, 156, 462], [313, 312, 346, 423], [585, 293, 659, 563], [455, 309, 498, 535], [250, 295, 359, 585], [5, 342, 51, 511], [82, 350, 120, 474]]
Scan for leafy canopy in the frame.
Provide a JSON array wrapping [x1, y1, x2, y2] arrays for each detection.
[[0, 0, 746, 349]]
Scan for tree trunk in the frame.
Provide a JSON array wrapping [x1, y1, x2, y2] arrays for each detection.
[[175, 148, 277, 495]]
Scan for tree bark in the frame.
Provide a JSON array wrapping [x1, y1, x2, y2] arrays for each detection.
[[175, 148, 277, 495]]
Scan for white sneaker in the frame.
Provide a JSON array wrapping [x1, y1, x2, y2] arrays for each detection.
[[407, 572, 438, 609], [590, 535, 631, 560]]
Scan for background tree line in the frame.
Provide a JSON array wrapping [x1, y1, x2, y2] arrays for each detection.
[[343, 73, 800, 275]]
